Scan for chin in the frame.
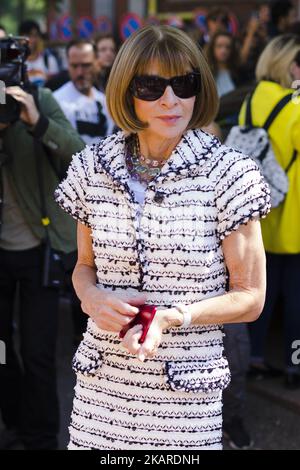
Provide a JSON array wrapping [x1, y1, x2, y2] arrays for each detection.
[[152, 125, 188, 140], [76, 85, 90, 94]]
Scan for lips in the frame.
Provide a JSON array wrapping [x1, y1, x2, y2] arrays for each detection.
[[157, 115, 181, 124]]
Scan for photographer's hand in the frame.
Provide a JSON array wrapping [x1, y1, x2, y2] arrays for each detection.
[[6, 86, 40, 127]]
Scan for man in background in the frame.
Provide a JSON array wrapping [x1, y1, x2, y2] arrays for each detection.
[[54, 39, 114, 145]]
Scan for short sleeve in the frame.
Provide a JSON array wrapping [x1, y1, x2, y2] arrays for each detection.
[[54, 148, 91, 226], [215, 149, 271, 240]]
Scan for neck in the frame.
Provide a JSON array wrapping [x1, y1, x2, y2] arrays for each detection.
[[136, 132, 182, 161]]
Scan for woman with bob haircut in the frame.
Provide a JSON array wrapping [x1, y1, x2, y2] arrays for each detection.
[[239, 34, 300, 388], [55, 25, 270, 449]]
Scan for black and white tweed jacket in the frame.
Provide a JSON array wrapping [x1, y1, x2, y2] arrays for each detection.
[[55, 128, 270, 393]]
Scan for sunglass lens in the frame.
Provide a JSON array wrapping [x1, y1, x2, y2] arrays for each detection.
[[132, 76, 165, 101], [131, 73, 201, 101], [172, 73, 201, 98]]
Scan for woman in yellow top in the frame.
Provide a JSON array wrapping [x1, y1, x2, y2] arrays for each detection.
[[239, 34, 300, 388]]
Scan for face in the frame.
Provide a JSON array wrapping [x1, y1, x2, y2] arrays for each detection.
[[214, 35, 232, 64], [287, 8, 296, 27], [68, 45, 96, 94], [133, 62, 196, 142], [96, 38, 116, 69], [0, 28, 6, 39], [27, 28, 40, 53], [208, 16, 228, 35], [259, 5, 270, 24]]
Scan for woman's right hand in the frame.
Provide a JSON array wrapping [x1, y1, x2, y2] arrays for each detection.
[[80, 286, 147, 333]]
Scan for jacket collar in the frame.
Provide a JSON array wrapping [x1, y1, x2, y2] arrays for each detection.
[[95, 128, 221, 187]]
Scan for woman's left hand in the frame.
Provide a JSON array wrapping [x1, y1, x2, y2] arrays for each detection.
[[121, 310, 168, 362]]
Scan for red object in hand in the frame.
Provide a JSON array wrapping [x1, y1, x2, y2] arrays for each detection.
[[119, 304, 157, 344]]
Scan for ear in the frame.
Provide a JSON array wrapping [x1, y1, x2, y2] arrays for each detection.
[[290, 61, 298, 81], [290, 60, 300, 82]]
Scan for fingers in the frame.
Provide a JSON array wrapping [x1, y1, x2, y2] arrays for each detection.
[[81, 290, 148, 334], [127, 294, 148, 306], [88, 292, 139, 318], [122, 327, 160, 362], [6, 87, 35, 109], [110, 293, 148, 316], [90, 306, 136, 332], [122, 324, 143, 355], [137, 334, 159, 362], [6, 86, 22, 92], [6, 87, 28, 100], [109, 296, 140, 317], [7, 94, 27, 105]]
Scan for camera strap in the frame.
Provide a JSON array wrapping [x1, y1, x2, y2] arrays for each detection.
[[34, 136, 68, 288], [33, 137, 52, 244], [33, 134, 77, 269], [32, 89, 77, 278], [31, 86, 67, 245]]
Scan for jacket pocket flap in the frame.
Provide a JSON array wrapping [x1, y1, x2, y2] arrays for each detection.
[[72, 342, 103, 377], [166, 356, 231, 393]]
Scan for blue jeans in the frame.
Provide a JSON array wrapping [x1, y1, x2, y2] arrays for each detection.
[[248, 253, 300, 370]]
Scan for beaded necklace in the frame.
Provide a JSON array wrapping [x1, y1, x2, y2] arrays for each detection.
[[125, 134, 167, 184]]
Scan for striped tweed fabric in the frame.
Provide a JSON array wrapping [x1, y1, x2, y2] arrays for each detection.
[[55, 129, 270, 449]]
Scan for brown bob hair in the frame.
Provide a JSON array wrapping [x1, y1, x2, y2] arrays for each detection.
[[106, 25, 219, 132]]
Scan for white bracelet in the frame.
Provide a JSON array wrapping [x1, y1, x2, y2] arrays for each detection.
[[173, 304, 192, 328]]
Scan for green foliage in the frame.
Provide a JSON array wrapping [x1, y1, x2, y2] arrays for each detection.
[[0, 0, 63, 34]]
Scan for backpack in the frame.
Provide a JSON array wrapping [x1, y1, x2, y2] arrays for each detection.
[[225, 89, 297, 208]]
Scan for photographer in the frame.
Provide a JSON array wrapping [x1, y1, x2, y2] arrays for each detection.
[[0, 38, 84, 449]]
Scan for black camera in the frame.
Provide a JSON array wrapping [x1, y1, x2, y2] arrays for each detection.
[[0, 36, 30, 123]]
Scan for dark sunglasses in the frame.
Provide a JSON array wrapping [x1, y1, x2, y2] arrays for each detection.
[[130, 71, 201, 101]]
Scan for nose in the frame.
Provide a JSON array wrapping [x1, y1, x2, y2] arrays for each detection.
[[160, 85, 179, 107], [75, 66, 89, 79], [76, 65, 85, 74]]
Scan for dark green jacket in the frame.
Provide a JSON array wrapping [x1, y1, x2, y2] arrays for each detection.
[[0, 87, 85, 253]]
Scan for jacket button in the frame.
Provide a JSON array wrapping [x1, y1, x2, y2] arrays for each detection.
[[153, 191, 165, 203]]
